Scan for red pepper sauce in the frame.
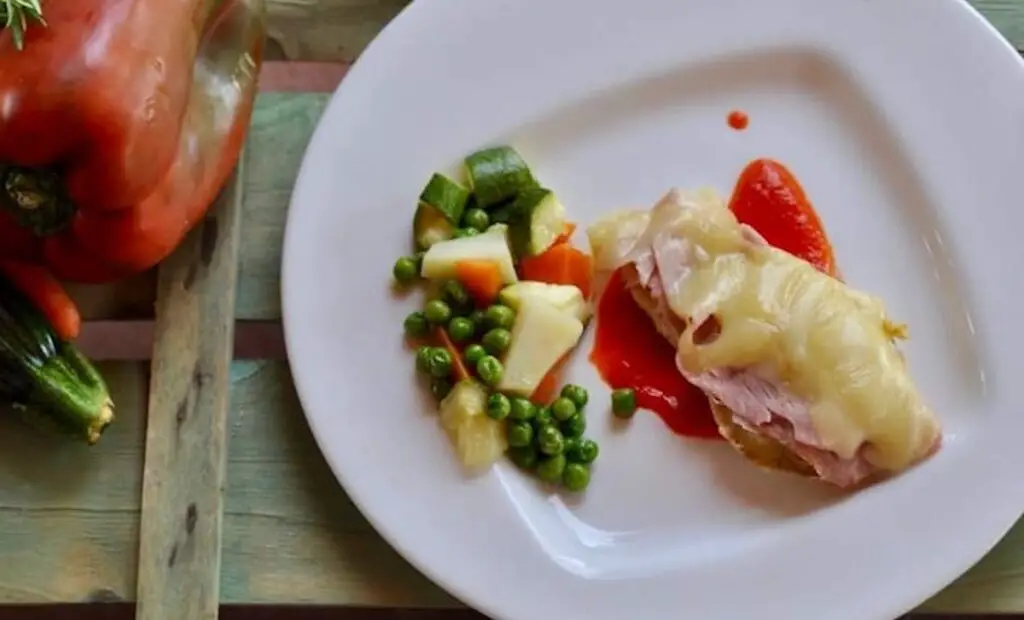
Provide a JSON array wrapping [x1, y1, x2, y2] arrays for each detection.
[[588, 268, 721, 439], [728, 158, 837, 277], [727, 110, 749, 131], [589, 158, 835, 439]]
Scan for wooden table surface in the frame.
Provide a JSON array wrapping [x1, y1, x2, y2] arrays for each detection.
[[0, 0, 1021, 617]]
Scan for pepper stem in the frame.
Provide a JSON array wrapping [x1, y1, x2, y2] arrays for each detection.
[[0, 164, 76, 236]]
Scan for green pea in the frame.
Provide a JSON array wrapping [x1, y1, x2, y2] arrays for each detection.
[[537, 425, 566, 455], [462, 208, 490, 232], [482, 328, 512, 355], [415, 345, 435, 373], [424, 299, 452, 325], [441, 280, 471, 310], [509, 397, 536, 421], [476, 355, 503, 386], [567, 438, 599, 464], [464, 343, 486, 366], [430, 377, 453, 400], [508, 445, 539, 470], [533, 405, 553, 428], [403, 311, 430, 339], [426, 348, 453, 379], [508, 421, 534, 448], [452, 227, 480, 239], [560, 413, 586, 438], [563, 436, 580, 455], [536, 454, 567, 484], [485, 304, 516, 329], [551, 397, 577, 422], [392, 256, 419, 284], [447, 317, 475, 343], [562, 462, 591, 492], [560, 384, 589, 409], [487, 393, 511, 421], [469, 310, 487, 333], [612, 388, 638, 418]]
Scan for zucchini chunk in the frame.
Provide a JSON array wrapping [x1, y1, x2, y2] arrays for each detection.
[[464, 146, 538, 209], [414, 173, 471, 250], [0, 275, 113, 444], [508, 187, 568, 257]]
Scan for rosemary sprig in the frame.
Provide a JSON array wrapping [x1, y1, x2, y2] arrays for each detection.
[[1, 0, 45, 50]]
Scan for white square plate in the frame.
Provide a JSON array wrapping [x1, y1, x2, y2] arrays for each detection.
[[281, 1, 1024, 618]]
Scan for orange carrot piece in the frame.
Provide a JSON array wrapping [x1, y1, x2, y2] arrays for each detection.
[[567, 248, 594, 299], [0, 261, 81, 342], [433, 327, 470, 382], [520, 243, 594, 299], [455, 259, 503, 306], [531, 353, 570, 406]]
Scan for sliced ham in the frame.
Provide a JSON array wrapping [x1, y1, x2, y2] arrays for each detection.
[[590, 188, 941, 488]]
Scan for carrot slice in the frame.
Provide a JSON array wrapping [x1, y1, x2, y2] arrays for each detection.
[[433, 327, 470, 382], [519, 242, 594, 299], [0, 261, 81, 342], [530, 353, 570, 406], [455, 259, 503, 306]]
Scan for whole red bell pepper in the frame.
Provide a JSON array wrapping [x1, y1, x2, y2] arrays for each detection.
[[0, 0, 266, 282]]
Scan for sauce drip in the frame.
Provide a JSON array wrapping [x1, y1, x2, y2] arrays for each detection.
[[589, 158, 835, 439], [589, 269, 721, 439], [727, 110, 749, 131]]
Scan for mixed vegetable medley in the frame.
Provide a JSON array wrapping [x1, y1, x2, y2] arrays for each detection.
[[392, 145, 612, 493]]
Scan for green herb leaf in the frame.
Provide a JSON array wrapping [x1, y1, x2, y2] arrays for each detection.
[[1, 0, 45, 50]]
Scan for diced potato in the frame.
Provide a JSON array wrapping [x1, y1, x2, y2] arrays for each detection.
[[421, 224, 517, 283], [439, 379, 507, 469], [499, 281, 591, 322], [498, 298, 584, 396]]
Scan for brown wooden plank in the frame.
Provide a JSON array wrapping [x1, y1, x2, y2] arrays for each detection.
[[134, 161, 246, 619], [77, 321, 284, 361], [264, 0, 408, 62], [260, 61, 348, 93], [0, 604, 1012, 620]]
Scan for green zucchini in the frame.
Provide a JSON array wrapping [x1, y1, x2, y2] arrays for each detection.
[[507, 187, 568, 257], [0, 275, 113, 444], [464, 146, 538, 209], [413, 203, 455, 251], [414, 173, 471, 250]]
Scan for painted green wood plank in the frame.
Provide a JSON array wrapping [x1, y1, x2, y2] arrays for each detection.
[[236, 94, 330, 320], [0, 363, 147, 603], [220, 361, 456, 606], [973, 0, 1024, 49]]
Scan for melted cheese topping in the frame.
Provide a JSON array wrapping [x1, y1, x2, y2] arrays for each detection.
[[592, 190, 941, 471]]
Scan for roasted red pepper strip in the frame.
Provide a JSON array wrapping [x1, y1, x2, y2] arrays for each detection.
[[0, 0, 267, 282]]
